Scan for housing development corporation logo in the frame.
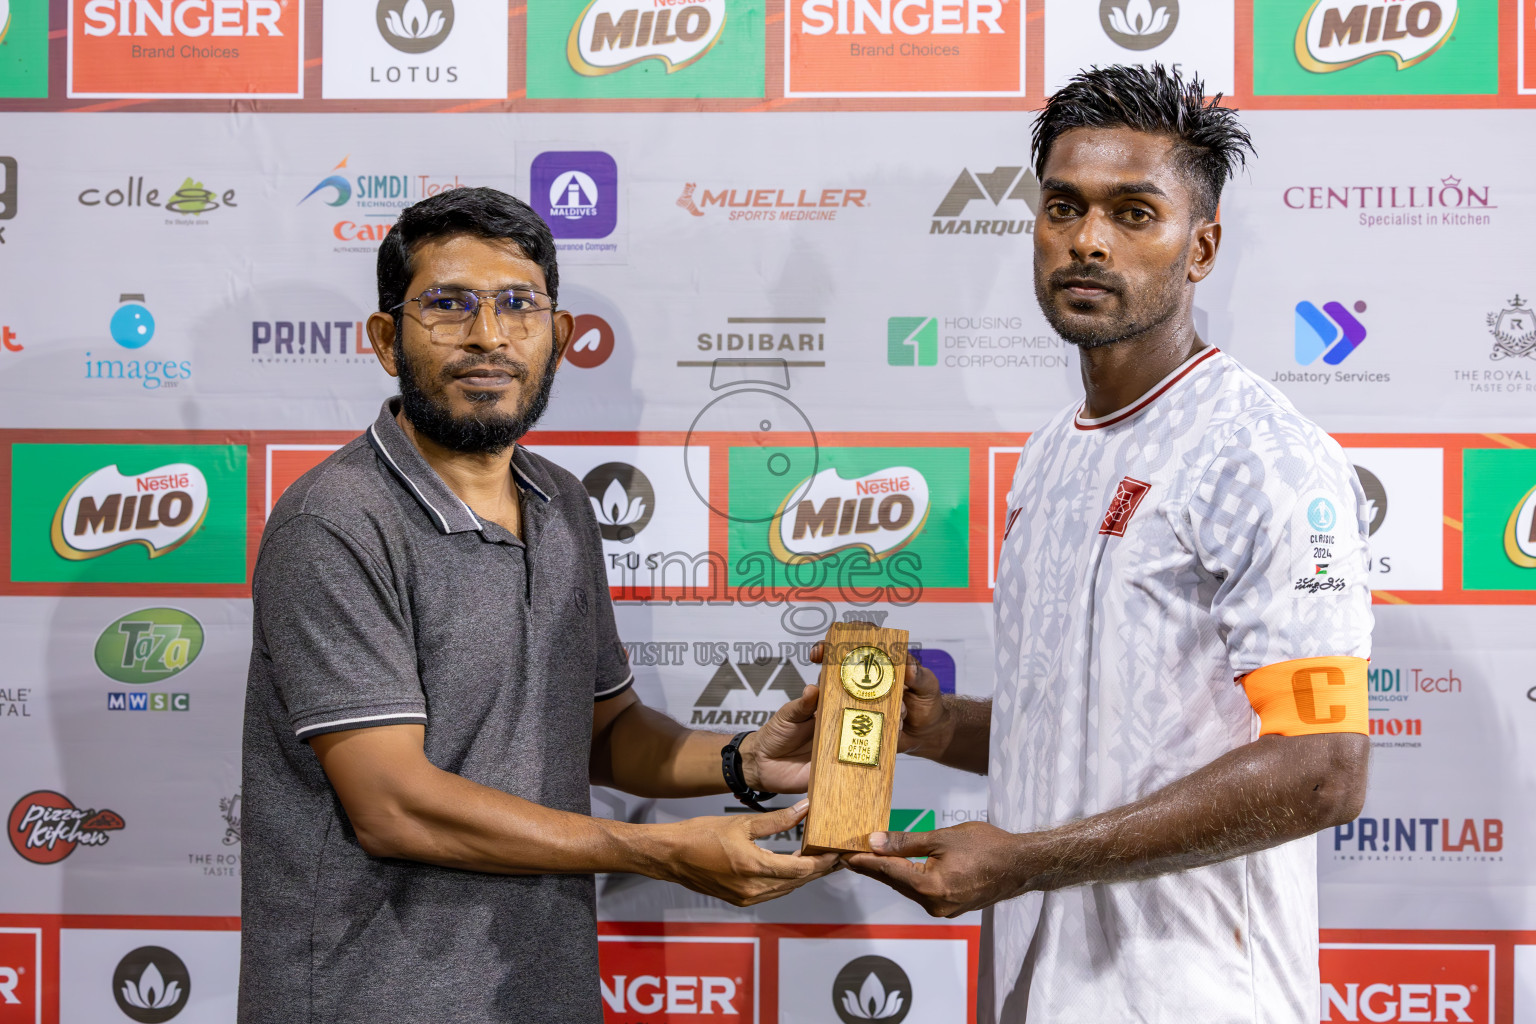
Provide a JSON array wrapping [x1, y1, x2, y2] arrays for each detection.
[[1487, 295, 1536, 360], [833, 956, 912, 1023], [8, 790, 125, 864], [888, 318, 938, 366], [377, 0, 453, 53], [931, 166, 1039, 235], [1295, 0, 1458, 73], [113, 946, 191, 1023], [887, 314, 1067, 371], [567, 0, 726, 75], [1101, 0, 1178, 48]]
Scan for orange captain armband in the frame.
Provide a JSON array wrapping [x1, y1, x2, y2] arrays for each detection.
[[1239, 657, 1369, 737]]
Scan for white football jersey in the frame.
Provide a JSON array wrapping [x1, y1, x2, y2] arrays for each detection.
[[984, 347, 1374, 1024]]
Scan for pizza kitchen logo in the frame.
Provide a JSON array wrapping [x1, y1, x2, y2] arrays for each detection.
[[569, 0, 725, 76], [8, 790, 125, 864], [1296, 0, 1459, 74], [50, 463, 210, 562], [770, 466, 930, 563]]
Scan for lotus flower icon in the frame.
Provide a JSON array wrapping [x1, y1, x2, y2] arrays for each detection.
[[1107, 0, 1169, 35], [841, 971, 905, 1020], [121, 960, 180, 1011], [376, 0, 453, 52], [592, 478, 647, 529], [385, 0, 444, 39]]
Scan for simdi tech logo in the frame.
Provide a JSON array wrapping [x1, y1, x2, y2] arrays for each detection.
[[0, 0, 48, 98], [786, 0, 1024, 97], [526, 0, 764, 99], [300, 156, 485, 251], [8, 443, 248, 587], [68, 0, 303, 98], [1252, 0, 1497, 96], [1462, 448, 1536, 590]]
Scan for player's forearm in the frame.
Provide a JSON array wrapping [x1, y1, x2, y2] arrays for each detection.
[[1003, 732, 1368, 893], [907, 695, 992, 774], [591, 700, 732, 798]]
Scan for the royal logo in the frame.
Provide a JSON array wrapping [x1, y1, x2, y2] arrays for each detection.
[[1487, 294, 1536, 361], [94, 608, 205, 685], [50, 463, 210, 562], [1295, 0, 1459, 73], [568, 0, 726, 75], [7, 790, 124, 865], [1098, 477, 1151, 537], [770, 467, 930, 563]]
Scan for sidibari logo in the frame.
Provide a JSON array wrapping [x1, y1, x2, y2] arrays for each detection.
[[833, 956, 912, 1023], [1101, 0, 1178, 49], [931, 166, 1039, 236], [113, 946, 191, 1023], [1295, 300, 1368, 365], [770, 467, 930, 563], [1505, 483, 1536, 569], [583, 462, 655, 542], [94, 608, 205, 684], [377, 0, 453, 53], [568, 0, 726, 75], [51, 463, 209, 562], [7, 790, 125, 864], [1296, 0, 1459, 73]]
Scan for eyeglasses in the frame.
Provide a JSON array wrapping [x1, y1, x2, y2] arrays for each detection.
[[392, 286, 554, 341]]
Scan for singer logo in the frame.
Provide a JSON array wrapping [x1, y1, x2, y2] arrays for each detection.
[[1320, 942, 1491, 1022], [771, 467, 930, 563], [0, 927, 41, 1022], [598, 934, 754, 1020], [69, 0, 303, 98], [50, 463, 210, 561]]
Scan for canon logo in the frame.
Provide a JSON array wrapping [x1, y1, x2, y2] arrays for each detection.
[[0, 965, 19, 1004], [82, 0, 284, 37], [599, 974, 738, 1014], [798, 0, 1004, 35], [1322, 982, 1473, 1021]]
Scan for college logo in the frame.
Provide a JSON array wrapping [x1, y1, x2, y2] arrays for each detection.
[[567, 0, 726, 75], [931, 166, 1039, 236], [598, 934, 754, 1018], [1295, 300, 1367, 365], [833, 956, 911, 1024], [113, 946, 191, 1023], [583, 463, 655, 542], [8, 790, 124, 864], [95, 608, 204, 684], [377, 0, 453, 53], [1296, 0, 1457, 73], [1102, 0, 1178, 48], [1461, 449, 1536, 589], [0, 928, 41, 1022], [677, 183, 867, 223], [1487, 295, 1536, 361], [9, 443, 248, 588], [69, 0, 302, 98], [532, 151, 618, 241], [1321, 943, 1491, 1023], [786, 0, 1024, 97], [770, 467, 930, 564], [78, 177, 236, 217]]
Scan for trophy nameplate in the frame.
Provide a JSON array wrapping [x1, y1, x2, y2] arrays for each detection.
[[801, 621, 908, 855]]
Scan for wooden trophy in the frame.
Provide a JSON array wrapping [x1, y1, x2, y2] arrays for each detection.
[[801, 621, 908, 855]]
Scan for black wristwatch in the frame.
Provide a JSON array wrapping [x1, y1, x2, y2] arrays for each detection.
[[720, 731, 777, 812]]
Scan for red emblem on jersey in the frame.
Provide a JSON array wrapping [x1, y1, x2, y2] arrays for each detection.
[[1003, 507, 1023, 539], [1099, 477, 1151, 537]]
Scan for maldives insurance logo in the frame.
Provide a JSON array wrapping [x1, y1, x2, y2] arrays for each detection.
[[8, 790, 125, 864]]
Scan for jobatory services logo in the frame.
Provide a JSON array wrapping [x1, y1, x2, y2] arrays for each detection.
[[8, 790, 125, 865], [677, 182, 868, 223], [1331, 812, 1504, 862], [930, 166, 1039, 236], [68, 0, 303, 99], [833, 956, 912, 1023], [1487, 295, 1536, 361], [8, 443, 248, 588], [1281, 173, 1495, 229], [0, 0, 48, 97], [0, 928, 41, 1022], [1461, 449, 1536, 589], [597, 934, 754, 1018], [1252, 0, 1496, 96], [1320, 943, 1492, 1024], [786, 0, 1025, 97], [1276, 298, 1389, 386], [527, 0, 763, 99], [1101, 0, 1177, 48], [113, 946, 191, 1023], [322, 0, 507, 99], [888, 316, 1067, 370]]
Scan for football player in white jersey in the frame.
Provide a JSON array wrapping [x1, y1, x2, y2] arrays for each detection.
[[841, 65, 1374, 1022]]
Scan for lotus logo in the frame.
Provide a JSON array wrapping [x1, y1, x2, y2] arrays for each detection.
[[1296, 1, 1458, 73], [113, 946, 191, 1023], [770, 467, 930, 564], [1506, 483, 1536, 569], [1354, 465, 1387, 536], [1100, 0, 1178, 49], [582, 463, 655, 542], [833, 956, 912, 1024], [50, 463, 209, 561], [568, 0, 727, 76], [376, 0, 453, 54]]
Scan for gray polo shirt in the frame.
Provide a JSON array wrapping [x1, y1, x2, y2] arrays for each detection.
[[239, 398, 633, 1024]]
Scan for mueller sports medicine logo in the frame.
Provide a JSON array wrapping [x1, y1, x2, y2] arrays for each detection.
[[1320, 943, 1491, 1023], [50, 463, 209, 562], [1296, 0, 1459, 73], [568, 0, 726, 75], [677, 183, 867, 223], [931, 166, 1039, 236], [114, 945, 191, 1023], [770, 467, 929, 563], [833, 955, 912, 1023], [1101, 0, 1178, 49], [8, 790, 125, 864], [1282, 174, 1493, 229]]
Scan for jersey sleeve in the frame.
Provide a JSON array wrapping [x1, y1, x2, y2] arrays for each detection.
[[1187, 415, 1374, 684]]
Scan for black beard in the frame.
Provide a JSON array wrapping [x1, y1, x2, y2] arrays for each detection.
[[1035, 249, 1189, 350], [396, 341, 559, 455]]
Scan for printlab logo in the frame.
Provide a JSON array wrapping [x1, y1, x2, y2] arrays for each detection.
[[113, 946, 190, 1023], [1487, 295, 1536, 361], [532, 152, 618, 240], [931, 166, 1039, 235], [377, 0, 454, 53], [1296, 0, 1458, 73], [833, 956, 912, 1023], [567, 0, 726, 75], [1354, 466, 1387, 535], [887, 317, 937, 366], [1295, 300, 1367, 365], [7, 790, 125, 864], [583, 463, 655, 542], [1101, 0, 1179, 48]]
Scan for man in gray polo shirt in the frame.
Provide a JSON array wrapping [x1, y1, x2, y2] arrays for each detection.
[[240, 188, 841, 1023]]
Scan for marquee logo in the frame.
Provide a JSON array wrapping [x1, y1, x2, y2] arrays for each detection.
[[94, 608, 205, 685], [113, 946, 191, 1023], [51, 463, 209, 562], [1296, 0, 1458, 73], [691, 656, 808, 727], [377, 0, 453, 54], [931, 166, 1039, 236], [770, 467, 930, 564], [568, 0, 727, 75], [1320, 943, 1491, 1023], [833, 955, 912, 1024], [1102, 0, 1178, 49], [8, 790, 124, 864]]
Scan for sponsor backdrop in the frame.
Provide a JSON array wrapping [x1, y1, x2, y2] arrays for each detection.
[[2, 2, 1536, 1022]]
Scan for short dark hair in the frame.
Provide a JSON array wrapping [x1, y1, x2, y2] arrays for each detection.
[[377, 187, 560, 320], [1031, 64, 1254, 220]]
